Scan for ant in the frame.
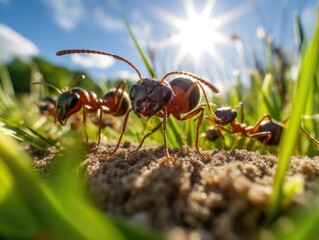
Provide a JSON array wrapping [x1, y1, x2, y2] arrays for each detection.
[[56, 49, 220, 159], [32, 74, 130, 144], [36, 96, 57, 122], [205, 104, 319, 151]]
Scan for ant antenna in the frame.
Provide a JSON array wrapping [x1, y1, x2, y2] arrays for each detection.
[[70, 74, 85, 93], [56, 49, 144, 84], [32, 82, 62, 94], [159, 71, 219, 93]]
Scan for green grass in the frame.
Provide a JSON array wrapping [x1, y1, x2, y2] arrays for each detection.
[[0, 131, 162, 240], [267, 10, 319, 222]]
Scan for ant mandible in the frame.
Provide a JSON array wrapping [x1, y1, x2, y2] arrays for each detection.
[[56, 49, 220, 159], [32, 74, 130, 144], [205, 105, 319, 151]]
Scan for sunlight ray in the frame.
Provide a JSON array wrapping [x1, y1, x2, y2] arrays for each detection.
[[211, 1, 253, 29], [183, 0, 197, 18], [151, 5, 186, 29], [154, 0, 251, 70], [201, 0, 216, 18]]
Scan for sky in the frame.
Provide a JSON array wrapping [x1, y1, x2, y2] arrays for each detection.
[[0, 0, 318, 89]]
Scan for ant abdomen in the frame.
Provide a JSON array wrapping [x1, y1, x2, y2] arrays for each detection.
[[205, 127, 220, 142], [103, 89, 130, 116], [168, 77, 200, 114], [258, 121, 283, 145]]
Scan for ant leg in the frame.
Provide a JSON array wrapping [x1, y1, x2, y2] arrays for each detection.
[[197, 82, 220, 121], [176, 107, 205, 155], [174, 107, 211, 154], [162, 106, 173, 159], [113, 80, 126, 114], [300, 127, 319, 148], [176, 82, 206, 149], [82, 106, 89, 143], [248, 131, 273, 153], [97, 109, 102, 145], [100, 108, 134, 158], [179, 81, 198, 107], [205, 117, 232, 149], [130, 121, 163, 153], [251, 114, 274, 133], [210, 127, 225, 150], [96, 106, 110, 145]]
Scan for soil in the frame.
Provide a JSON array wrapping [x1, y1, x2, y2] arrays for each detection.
[[32, 142, 319, 240]]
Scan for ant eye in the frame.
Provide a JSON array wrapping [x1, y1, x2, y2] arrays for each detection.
[[69, 95, 78, 109], [232, 110, 237, 119], [163, 87, 173, 105], [129, 84, 137, 99]]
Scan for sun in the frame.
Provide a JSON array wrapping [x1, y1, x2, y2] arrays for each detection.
[[178, 14, 218, 59], [154, 0, 251, 67]]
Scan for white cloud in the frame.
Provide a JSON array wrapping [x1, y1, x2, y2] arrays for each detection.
[[0, 0, 9, 4], [94, 8, 124, 32], [41, 0, 84, 30], [117, 69, 139, 81], [0, 23, 39, 62], [41, 0, 125, 32], [70, 54, 115, 69]]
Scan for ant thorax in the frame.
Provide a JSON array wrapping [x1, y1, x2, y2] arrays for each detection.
[[129, 78, 173, 118]]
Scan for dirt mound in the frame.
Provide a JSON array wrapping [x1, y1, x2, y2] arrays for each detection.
[[33, 143, 319, 239]]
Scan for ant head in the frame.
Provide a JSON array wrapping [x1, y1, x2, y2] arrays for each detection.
[[129, 78, 173, 118], [215, 107, 237, 125], [37, 97, 56, 115], [56, 91, 82, 125], [32, 75, 86, 126]]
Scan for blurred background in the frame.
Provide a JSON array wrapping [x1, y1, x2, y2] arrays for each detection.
[[0, 0, 317, 89]]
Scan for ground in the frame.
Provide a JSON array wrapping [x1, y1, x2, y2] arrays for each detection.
[[32, 142, 319, 240]]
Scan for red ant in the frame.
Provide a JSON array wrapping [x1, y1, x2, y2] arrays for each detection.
[[205, 105, 319, 151], [56, 49, 220, 159], [32, 74, 130, 144], [36, 96, 57, 122]]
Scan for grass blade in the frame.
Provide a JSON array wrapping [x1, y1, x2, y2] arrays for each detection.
[[0, 159, 38, 238], [294, 13, 304, 53], [0, 134, 90, 239], [0, 136, 130, 239], [261, 73, 282, 120], [122, 14, 156, 77], [267, 11, 319, 223], [26, 126, 57, 148], [0, 116, 55, 150], [166, 117, 183, 147]]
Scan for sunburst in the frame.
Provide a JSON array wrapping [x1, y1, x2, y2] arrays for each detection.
[[154, 0, 252, 68]]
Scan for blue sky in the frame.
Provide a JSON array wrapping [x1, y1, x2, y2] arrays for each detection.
[[0, 0, 318, 89]]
